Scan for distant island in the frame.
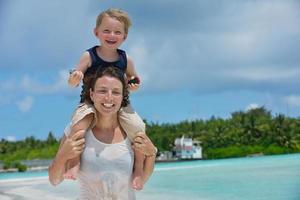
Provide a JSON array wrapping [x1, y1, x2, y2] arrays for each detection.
[[1, 107, 300, 172]]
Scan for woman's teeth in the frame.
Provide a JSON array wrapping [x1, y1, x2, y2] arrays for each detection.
[[103, 103, 113, 108]]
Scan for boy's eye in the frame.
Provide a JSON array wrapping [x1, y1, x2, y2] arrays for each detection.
[[103, 30, 110, 33], [115, 31, 122, 35]]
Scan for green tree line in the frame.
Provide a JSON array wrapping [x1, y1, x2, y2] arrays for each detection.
[[0, 132, 59, 170], [1, 107, 300, 170], [148, 107, 300, 158]]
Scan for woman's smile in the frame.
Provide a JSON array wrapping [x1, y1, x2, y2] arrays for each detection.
[[102, 103, 114, 108], [101, 103, 115, 111]]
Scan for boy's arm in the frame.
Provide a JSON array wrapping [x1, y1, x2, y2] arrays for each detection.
[[126, 57, 139, 78], [68, 52, 91, 87], [126, 57, 141, 92]]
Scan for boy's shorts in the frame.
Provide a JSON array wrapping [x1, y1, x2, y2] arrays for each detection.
[[64, 103, 145, 141]]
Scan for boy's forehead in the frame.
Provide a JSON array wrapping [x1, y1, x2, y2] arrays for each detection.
[[102, 16, 123, 24]]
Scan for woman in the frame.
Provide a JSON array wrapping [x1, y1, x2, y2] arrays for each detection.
[[48, 66, 156, 199]]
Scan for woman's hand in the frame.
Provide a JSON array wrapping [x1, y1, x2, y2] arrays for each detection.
[[48, 130, 85, 186], [59, 130, 86, 161], [133, 133, 157, 184], [132, 132, 157, 157]]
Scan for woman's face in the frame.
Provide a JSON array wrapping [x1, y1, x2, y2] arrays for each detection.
[[90, 75, 123, 116]]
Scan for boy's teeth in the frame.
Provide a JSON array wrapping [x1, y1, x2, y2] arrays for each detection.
[[106, 40, 116, 44]]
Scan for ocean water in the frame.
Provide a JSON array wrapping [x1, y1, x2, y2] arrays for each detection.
[[0, 153, 300, 200], [140, 154, 300, 200]]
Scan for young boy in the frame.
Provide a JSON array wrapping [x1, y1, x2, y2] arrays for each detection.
[[65, 8, 148, 190]]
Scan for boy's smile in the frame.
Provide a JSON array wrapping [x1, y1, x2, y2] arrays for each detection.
[[95, 15, 126, 49]]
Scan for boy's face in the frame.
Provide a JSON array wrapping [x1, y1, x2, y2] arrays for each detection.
[[94, 16, 126, 50]]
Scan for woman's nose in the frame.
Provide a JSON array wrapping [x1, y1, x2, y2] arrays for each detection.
[[104, 91, 113, 100]]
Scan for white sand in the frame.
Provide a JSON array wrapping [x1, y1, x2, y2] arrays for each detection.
[[0, 177, 152, 200], [0, 177, 78, 200]]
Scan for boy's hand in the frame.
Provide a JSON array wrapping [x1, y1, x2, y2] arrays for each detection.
[[128, 76, 140, 92], [68, 70, 84, 87]]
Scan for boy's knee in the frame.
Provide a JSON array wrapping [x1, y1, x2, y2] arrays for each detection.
[[72, 114, 94, 131], [136, 131, 146, 136]]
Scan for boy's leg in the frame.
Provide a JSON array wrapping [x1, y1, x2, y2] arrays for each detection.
[[118, 105, 146, 190], [132, 149, 145, 190], [64, 112, 94, 180], [118, 104, 145, 141]]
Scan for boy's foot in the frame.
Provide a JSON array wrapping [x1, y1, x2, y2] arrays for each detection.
[[63, 164, 79, 180], [132, 170, 144, 190]]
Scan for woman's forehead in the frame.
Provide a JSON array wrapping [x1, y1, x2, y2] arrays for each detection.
[[95, 76, 122, 88]]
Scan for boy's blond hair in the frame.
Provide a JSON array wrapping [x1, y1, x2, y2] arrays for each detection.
[[96, 8, 132, 35]]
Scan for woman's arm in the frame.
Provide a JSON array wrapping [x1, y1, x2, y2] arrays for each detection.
[[132, 133, 157, 183], [143, 153, 156, 183], [48, 136, 68, 186], [48, 131, 85, 186]]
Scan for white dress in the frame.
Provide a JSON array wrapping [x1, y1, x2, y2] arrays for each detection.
[[78, 129, 135, 200]]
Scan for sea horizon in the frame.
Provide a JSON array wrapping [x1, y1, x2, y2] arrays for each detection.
[[0, 153, 300, 200]]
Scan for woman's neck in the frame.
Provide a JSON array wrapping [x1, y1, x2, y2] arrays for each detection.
[[92, 114, 125, 143], [95, 114, 119, 132]]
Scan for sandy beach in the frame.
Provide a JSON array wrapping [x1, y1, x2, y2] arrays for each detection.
[[0, 177, 79, 200], [0, 176, 159, 200]]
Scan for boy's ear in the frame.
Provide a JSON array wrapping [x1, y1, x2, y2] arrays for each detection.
[[93, 28, 98, 37]]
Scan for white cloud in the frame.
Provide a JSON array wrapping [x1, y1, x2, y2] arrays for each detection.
[[1, 70, 71, 95], [283, 95, 300, 107], [6, 136, 16, 142], [0, 1, 300, 97], [245, 103, 260, 111], [225, 67, 300, 82], [16, 96, 34, 112], [128, 38, 149, 82]]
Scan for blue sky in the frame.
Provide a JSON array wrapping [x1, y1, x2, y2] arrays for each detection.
[[1, 0, 300, 141]]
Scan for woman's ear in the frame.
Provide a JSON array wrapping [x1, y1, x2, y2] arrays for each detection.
[[90, 88, 94, 103]]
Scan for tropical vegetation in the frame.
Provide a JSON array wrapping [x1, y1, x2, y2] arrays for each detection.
[[1, 107, 300, 171]]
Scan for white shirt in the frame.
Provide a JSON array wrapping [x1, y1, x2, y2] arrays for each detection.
[[78, 129, 135, 200]]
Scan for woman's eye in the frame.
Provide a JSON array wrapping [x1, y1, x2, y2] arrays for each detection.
[[112, 91, 121, 95], [97, 90, 106, 94]]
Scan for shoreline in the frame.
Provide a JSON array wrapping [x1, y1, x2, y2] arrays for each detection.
[[0, 166, 48, 173], [0, 176, 48, 183], [0, 152, 298, 174]]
